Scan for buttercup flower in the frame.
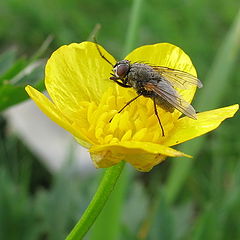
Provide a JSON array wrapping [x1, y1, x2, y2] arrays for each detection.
[[25, 42, 239, 171]]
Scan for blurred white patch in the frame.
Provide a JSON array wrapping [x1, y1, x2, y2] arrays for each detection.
[[4, 99, 95, 174]]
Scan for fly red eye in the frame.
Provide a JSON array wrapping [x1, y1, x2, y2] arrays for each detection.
[[116, 64, 129, 78]]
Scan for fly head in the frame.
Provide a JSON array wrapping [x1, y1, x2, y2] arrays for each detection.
[[110, 60, 131, 87]]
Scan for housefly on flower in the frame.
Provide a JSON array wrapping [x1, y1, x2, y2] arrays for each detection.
[[95, 42, 203, 137]]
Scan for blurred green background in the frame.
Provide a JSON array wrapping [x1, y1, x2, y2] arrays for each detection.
[[0, 0, 239, 239]]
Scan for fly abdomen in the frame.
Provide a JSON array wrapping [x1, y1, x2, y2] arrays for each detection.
[[155, 96, 174, 113], [137, 88, 155, 98]]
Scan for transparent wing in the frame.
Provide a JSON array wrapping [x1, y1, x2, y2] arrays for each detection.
[[145, 81, 197, 119], [152, 66, 203, 89]]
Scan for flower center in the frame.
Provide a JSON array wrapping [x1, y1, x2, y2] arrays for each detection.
[[74, 86, 177, 145]]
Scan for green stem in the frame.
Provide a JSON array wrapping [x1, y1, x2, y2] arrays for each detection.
[[123, 0, 144, 56], [89, 165, 133, 240], [66, 161, 125, 240]]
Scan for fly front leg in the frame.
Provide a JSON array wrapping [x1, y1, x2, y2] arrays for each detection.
[[110, 76, 132, 88]]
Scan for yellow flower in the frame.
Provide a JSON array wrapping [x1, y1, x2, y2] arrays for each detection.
[[25, 42, 239, 172]]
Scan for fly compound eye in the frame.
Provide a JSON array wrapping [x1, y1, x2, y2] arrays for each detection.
[[115, 63, 129, 78]]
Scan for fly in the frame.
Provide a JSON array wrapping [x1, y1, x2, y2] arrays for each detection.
[[95, 42, 203, 137]]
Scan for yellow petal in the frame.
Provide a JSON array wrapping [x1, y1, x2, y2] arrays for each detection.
[[125, 43, 198, 105], [90, 141, 191, 171], [164, 104, 239, 146], [45, 41, 116, 119], [25, 85, 93, 148]]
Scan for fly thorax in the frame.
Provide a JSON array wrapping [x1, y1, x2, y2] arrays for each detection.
[[128, 63, 153, 89]]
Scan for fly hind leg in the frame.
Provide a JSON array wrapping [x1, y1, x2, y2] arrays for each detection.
[[153, 98, 165, 137]]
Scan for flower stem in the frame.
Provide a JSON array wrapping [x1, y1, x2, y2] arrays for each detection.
[[66, 161, 125, 240]]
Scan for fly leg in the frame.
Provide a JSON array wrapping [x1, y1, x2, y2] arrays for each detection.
[[94, 37, 114, 67], [110, 75, 132, 88], [109, 94, 142, 122], [153, 98, 165, 137]]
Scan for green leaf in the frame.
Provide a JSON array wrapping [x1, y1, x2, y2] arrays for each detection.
[[0, 60, 45, 111], [0, 78, 44, 112], [0, 36, 52, 111], [0, 48, 17, 75], [0, 58, 27, 84], [0, 58, 45, 112]]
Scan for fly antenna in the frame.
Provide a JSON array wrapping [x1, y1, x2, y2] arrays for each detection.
[[93, 37, 114, 67]]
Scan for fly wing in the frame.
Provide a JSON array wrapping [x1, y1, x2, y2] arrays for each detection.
[[152, 66, 203, 89], [145, 81, 197, 119]]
